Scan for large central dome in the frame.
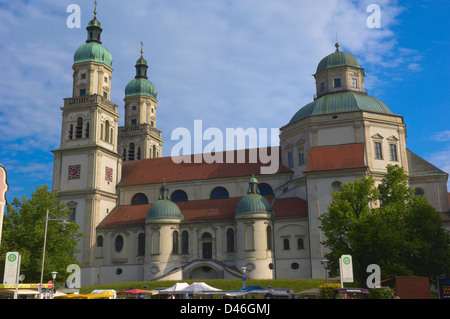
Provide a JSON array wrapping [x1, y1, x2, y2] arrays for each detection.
[[289, 91, 393, 124], [289, 44, 394, 124]]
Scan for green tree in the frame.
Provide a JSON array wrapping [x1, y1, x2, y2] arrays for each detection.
[[0, 185, 82, 286], [319, 165, 450, 286]]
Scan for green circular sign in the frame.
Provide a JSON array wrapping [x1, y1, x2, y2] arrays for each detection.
[[343, 257, 351, 265], [8, 254, 17, 262]]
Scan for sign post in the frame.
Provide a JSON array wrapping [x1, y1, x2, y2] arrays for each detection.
[[3, 252, 19, 285], [339, 254, 353, 287]]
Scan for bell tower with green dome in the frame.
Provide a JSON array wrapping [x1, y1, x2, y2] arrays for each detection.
[[52, 3, 122, 285], [118, 44, 163, 161]]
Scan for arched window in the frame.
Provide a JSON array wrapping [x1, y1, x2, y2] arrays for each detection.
[[128, 142, 135, 161], [414, 188, 425, 196], [258, 183, 273, 195], [152, 145, 156, 158], [266, 226, 272, 250], [131, 193, 148, 205], [138, 233, 145, 256], [115, 235, 124, 252], [104, 120, 110, 142], [75, 117, 83, 139], [182, 231, 189, 254], [201, 232, 212, 259], [171, 190, 188, 202], [331, 181, 342, 193], [210, 186, 229, 199], [172, 231, 179, 255], [226, 228, 235, 253]]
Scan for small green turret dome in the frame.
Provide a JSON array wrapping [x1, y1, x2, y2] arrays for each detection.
[[236, 176, 272, 215], [147, 184, 183, 220], [315, 43, 361, 74], [125, 46, 157, 99]]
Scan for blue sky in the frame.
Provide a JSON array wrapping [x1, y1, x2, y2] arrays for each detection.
[[0, 0, 449, 204]]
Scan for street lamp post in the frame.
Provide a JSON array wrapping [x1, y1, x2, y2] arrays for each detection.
[[39, 210, 69, 298]]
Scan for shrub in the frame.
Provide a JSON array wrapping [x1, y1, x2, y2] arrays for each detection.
[[369, 287, 395, 299], [319, 283, 341, 299]]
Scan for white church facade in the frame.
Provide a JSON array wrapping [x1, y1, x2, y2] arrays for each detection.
[[51, 9, 449, 286]]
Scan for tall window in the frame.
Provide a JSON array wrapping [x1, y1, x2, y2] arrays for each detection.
[[75, 117, 83, 139], [352, 78, 358, 88], [389, 144, 398, 161], [128, 142, 135, 161], [288, 151, 294, 169], [84, 122, 90, 138], [97, 235, 103, 247], [374, 142, 383, 159], [226, 228, 235, 253], [283, 238, 290, 250], [68, 124, 73, 140], [172, 231, 179, 254], [138, 233, 145, 256], [104, 120, 111, 143], [298, 150, 305, 165], [266, 226, 272, 250], [297, 238, 304, 249], [115, 235, 124, 252], [181, 231, 189, 254]]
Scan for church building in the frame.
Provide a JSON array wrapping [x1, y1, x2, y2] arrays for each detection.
[[51, 8, 449, 286]]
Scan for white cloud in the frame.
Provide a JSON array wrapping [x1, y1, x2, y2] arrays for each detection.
[[432, 131, 450, 142]]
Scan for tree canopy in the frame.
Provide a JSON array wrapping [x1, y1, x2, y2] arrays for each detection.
[[0, 185, 82, 286], [319, 165, 450, 286]]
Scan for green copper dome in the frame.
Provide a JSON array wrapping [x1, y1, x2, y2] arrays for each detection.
[[236, 194, 272, 215], [125, 78, 157, 98], [146, 184, 183, 220], [289, 91, 393, 124], [74, 42, 113, 67], [125, 49, 157, 99], [73, 12, 113, 68], [147, 200, 183, 220], [236, 176, 272, 215], [316, 43, 361, 74]]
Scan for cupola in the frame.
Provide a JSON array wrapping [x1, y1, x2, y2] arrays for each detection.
[[236, 176, 272, 215], [146, 184, 184, 221]]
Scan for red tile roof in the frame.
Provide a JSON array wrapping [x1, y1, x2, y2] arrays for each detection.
[[119, 147, 290, 187], [98, 196, 308, 228], [305, 143, 366, 173]]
